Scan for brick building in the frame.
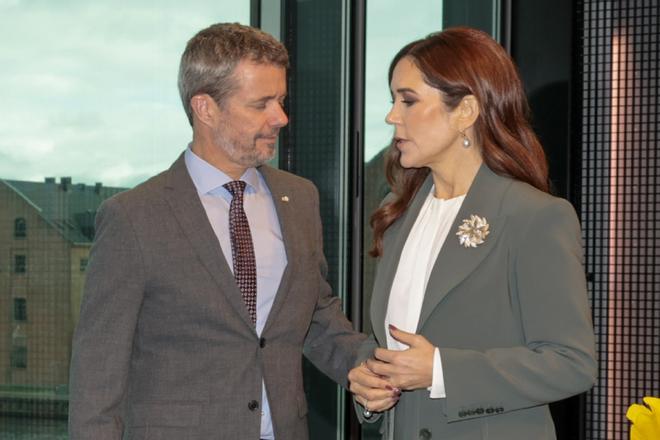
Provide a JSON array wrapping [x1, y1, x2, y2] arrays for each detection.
[[0, 177, 125, 388]]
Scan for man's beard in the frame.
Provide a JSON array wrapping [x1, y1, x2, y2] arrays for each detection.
[[213, 126, 277, 168]]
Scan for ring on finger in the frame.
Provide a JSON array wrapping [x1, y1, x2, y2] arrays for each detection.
[[363, 399, 373, 419]]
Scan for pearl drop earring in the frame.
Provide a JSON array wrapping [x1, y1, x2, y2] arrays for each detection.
[[460, 130, 471, 148]]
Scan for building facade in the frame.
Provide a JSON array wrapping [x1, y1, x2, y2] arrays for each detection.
[[0, 177, 124, 414]]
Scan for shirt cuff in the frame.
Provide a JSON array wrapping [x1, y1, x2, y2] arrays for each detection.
[[427, 347, 446, 398]]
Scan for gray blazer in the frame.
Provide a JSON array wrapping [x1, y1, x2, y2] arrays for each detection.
[[360, 164, 597, 440], [69, 154, 365, 440]]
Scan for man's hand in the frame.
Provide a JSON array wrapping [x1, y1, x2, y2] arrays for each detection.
[[366, 325, 435, 391], [348, 362, 400, 413]]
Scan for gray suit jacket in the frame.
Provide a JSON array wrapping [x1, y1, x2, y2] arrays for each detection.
[[69, 154, 365, 440], [359, 164, 597, 440]]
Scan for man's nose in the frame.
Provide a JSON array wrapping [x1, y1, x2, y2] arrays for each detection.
[[270, 104, 288, 127]]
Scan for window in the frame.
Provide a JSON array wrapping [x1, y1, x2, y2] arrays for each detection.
[[14, 254, 27, 273], [10, 346, 27, 369], [0, 1, 250, 437], [14, 217, 26, 238], [13, 298, 27, 322], [80, 258, 88, 272]]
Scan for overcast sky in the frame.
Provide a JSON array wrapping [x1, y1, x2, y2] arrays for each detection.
[[0, 0, 441, 187]]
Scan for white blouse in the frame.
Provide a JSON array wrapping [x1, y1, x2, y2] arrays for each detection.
[[385, 187, 465, 398]]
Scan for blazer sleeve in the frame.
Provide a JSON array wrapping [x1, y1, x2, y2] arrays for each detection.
[[440, 198, 597, 422], [68, 197, 146, 439], [302, 185, 368, 388]]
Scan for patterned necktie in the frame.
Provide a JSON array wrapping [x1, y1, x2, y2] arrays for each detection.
[[223, 180, 257, 325]]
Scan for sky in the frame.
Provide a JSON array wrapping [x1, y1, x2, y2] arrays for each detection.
[[364, 0, 442, 161], [0, 0, 442, 187], [0, 0, 249, 187]]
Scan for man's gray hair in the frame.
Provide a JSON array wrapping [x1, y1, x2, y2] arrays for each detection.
[[178, 23, 289, 126]]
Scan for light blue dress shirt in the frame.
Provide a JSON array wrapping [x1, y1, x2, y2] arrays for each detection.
[[185, 147, 287, 439]]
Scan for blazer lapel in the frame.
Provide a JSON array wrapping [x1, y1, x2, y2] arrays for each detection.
[[257, 165, 296, 334], [417, 164, 510, 330], [162, 153, 255, 330], [370, 175, 434, 345]]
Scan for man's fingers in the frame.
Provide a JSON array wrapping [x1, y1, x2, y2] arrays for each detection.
[[364, 396, 399, 413], [349, 366, 390, 390], [350, 377, 397, 403]]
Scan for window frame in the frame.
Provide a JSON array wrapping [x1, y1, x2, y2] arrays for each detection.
[[13, 297, 28, 322], [14, 217, 27, 239]]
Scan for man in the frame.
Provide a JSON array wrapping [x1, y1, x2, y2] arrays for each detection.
[[69, 23, 366, 440]]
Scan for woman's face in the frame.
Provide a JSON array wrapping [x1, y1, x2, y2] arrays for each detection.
[[386, 57, 462, 169]]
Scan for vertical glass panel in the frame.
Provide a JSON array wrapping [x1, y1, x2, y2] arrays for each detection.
[[0, 2, 248, 438], [361, 1, 498, 438], [278, 0, 351, 438], [259, 0, 283, 168]]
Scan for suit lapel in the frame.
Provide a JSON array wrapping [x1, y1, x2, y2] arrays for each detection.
[[370, 175, 434, 345], [257, 165, 296, 334], [370, 164, 512, 343], [416, 164, 510, 330], [162, 153, 255, 330]]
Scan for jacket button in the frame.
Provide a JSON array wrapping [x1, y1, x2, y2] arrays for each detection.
[[248, 400, 259, 411], [458, 411, 467, 418], [259, 337, 266, 348], [476, 408, 484, 415], [486, 407, 494, 414], [419, 428, 432, 439]]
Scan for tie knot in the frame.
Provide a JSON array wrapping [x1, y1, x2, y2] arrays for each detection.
[[223, 180, 247, 197]]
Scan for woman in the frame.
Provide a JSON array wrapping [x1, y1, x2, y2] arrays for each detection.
[[349, 27, 597, 439]]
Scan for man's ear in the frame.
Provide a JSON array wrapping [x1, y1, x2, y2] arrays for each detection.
[[190, 94, 217, 128], [453, 94, 480, 131]]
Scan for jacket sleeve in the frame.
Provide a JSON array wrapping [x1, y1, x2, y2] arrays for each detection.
[[302, 185, 368, 388], [440, 198, 597, 422], [68, 197, 146, 439]]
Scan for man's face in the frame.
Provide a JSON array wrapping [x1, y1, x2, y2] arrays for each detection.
[[211, 60, 288, 168]]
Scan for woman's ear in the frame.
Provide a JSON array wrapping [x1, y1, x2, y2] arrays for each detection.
[[453, 94, 480, 131]]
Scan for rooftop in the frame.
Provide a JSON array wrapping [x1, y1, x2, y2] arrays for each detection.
[[2, 177, 127, 243]]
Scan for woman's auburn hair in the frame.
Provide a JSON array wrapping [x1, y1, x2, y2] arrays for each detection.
[[370, 27, 550, 257]]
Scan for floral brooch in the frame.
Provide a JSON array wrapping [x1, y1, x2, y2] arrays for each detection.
[[456, 214, 490, 248]]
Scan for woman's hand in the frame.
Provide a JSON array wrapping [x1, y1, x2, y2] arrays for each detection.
[[367, 325, 435, 391], [348, 362, 400, 413]]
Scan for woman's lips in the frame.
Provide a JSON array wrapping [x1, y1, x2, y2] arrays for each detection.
[[395, 137, 408, 148]]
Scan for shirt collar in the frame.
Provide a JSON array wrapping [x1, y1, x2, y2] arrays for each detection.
[[184, 146, 261, 196]]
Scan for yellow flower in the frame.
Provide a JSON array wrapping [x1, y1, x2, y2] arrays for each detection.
[[627, 397, 660, 440]]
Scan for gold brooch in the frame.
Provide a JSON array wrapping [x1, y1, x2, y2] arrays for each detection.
[[281, 196, 289, 202], [456, 215, 490, 248]]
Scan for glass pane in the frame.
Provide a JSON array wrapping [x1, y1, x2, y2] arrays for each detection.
[[0, 2, 249, 438], [279, 0, 352, 438], [361, 1, 498, 437]]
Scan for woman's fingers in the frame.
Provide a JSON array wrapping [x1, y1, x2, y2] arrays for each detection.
[[362, 395, 399, 413], [349, 363, 401, 406]]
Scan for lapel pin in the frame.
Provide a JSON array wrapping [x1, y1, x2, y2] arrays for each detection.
[[456, 214, 490, 248], [281, 195, 289, 202]]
